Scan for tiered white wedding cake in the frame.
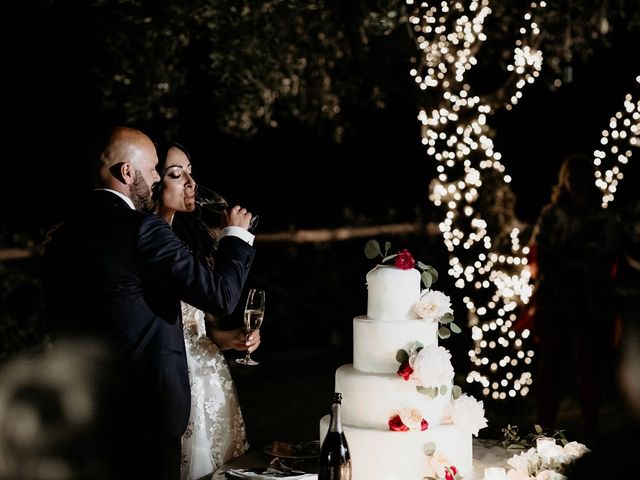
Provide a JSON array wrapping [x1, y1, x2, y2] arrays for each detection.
[[320, 245, 487, 480]]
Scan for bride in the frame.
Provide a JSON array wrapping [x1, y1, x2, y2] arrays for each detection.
[[154, 142, 260, 479]]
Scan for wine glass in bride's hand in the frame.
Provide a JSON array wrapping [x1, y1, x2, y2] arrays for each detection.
[[195, 185, 259, 232], [195, 184, 228, 213], [236, 288, 265, 366]]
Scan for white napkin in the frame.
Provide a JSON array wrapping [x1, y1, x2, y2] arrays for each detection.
[[226, 468, 317, 479]]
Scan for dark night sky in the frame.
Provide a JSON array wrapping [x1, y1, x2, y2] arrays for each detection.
[[5, 3, 639, 237]]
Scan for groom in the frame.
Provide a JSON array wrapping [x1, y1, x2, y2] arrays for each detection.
[[41, 126, 256, 480]]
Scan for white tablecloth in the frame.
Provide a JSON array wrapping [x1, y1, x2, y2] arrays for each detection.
[[209, 438, 514, 480]]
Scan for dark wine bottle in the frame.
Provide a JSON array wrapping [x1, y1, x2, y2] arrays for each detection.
[[318, 392, 352, 480]]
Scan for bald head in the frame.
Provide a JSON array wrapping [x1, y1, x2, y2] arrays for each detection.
[[97, 127, 154, 181], [95, 127, 160, 210]]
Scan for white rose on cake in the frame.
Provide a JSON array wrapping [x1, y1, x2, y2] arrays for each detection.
[[410, 345, 454, 387], [414, 289, 453, 321], [450, 394, 488, 436]]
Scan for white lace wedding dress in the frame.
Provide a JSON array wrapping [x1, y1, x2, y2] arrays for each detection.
[[180, 302, 249, 480]]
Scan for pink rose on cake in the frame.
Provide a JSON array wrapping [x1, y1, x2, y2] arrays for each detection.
[[449, 394, 488, 436], [426, 451, 461, 480], [388, 407, 429, 431], [414, 289, 453, 320], [414, 289, 462, 340]]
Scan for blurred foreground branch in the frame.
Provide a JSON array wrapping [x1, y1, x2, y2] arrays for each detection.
[[254, 221, 439, 243], [0, 222, 440, 259]]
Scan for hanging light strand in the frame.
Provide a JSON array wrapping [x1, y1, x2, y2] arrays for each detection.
[[593, 75, 640, 208], [409, 0, 544, 400]]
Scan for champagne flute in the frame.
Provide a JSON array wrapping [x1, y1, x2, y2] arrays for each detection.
[[236, 288, 265, 366], [195, 184, 259, 232]]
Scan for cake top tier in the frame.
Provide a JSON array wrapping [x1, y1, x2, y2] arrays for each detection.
[[366, 265, 421, 321]]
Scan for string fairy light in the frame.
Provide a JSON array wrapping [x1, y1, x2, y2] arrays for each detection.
[[407, 0, 545, 400], [593, 75, 640, 208]]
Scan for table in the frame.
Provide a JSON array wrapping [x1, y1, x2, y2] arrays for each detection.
[[207, 438, 515, 479]]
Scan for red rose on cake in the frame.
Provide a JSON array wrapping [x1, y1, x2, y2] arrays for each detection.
[[394, 249, 415, 270], [397, 361, 414, 380]]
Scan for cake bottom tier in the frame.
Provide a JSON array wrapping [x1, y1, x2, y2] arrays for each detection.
[[320, 415, 473, 480]]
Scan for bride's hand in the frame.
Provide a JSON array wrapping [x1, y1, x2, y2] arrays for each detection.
[[238, 328, 261, 353], [211, 327, 261, 352], [224, 205, 253, 230]]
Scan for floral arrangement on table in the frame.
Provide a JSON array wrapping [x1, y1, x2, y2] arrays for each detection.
[[495, 425, 591, 480], [364, 239, 461, 339], [423, 443, 462, 480]]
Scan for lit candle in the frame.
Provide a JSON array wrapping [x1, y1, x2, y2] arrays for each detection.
[[536, 436, 556, 459], [484, 466, 507, 480]]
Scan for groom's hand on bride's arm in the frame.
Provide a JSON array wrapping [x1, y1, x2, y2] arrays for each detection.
[[210, 327, 261, 352]]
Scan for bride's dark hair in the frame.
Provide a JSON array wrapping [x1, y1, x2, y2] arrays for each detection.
[[154, 142, 217, 268]]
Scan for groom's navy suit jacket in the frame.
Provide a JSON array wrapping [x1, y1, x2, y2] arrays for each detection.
[[42, 190, 255, 437]]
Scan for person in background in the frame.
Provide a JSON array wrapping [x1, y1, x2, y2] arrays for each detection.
[[155, 142, 260, 479], [530, 153, 620, 442], [41, 127, 256, 480], [614, 196, 640, 356]]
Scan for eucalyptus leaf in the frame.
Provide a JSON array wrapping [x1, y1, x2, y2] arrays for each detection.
[[384, 241, 391, 257], [440, 312, 454, 324], [382, 254, 398, 263], [416, 386, 438, 399], [450, 322, 461, 334], [424, 266, 439, 283], [396, 349, 409, 363], [440, 384, 448, 396], [417, 260, 429, 270], [421, 271, 433, 288], [534, 424, 543, 434], [438, 326, 451, 339], [452, 385, 462, 399], [365, 239, 380, 259], [423, 442, 436, 456]]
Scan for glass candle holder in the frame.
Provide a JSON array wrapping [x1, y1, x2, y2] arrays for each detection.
[[484, 466, 507, 480], [536, 436, 556, 459]]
